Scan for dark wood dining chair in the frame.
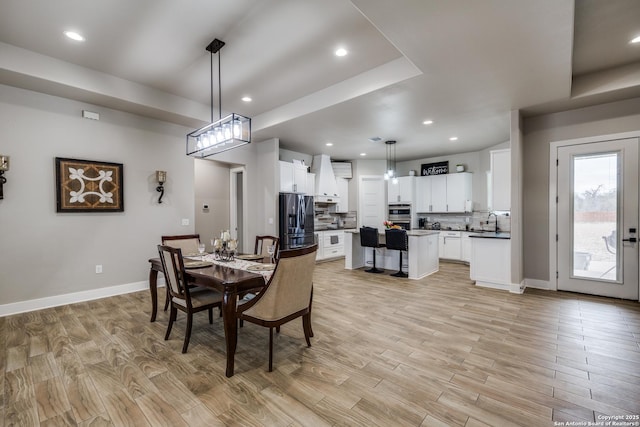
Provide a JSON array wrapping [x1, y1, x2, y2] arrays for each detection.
[[255, 235, 280, 261], [237, 244, 318, 372], [160, 234, 201, 311], [157, 244, 222, 353]]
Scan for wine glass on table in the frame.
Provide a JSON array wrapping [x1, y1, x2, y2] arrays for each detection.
[[267, 244, 275, 264], [198, 243, 206, 261]]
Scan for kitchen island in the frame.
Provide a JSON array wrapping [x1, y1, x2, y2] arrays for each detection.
[[345, 229, 439, 279]]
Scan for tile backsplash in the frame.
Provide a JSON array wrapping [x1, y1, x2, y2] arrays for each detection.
[[417, 210, 511, 232]]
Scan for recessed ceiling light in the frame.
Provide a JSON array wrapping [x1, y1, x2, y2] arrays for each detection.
[[64, 31, 85, 42], [449, 136, 458, 141], [335, 48, 348, 57], [423, 120, 434, 125], [360, 153, 366, 156], [630, 35, 640, 44], [241, 96, 252, 102], [326, 142, 333, 146]]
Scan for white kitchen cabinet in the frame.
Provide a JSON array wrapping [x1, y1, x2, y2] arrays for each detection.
[[387, 176, 415, 204], [314, 232, 324, 261], [431, 175, 448, 212], [307, 173, 316, 198], [415, 176, 432, 212], [416, 175, 447, 212], [335, 177, 349, 213], [461, 232, 472, 262], [490, 149, 511, 211], [316, 230, 345, 260], [446, 173, 472, 212], [415, 174, 471, 213], [470, 236, 512, 291], [279, 161, 311, 194], [439, 231, 462, 260]]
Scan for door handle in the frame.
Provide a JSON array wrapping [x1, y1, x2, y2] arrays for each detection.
[[622, 237, 637, 243]]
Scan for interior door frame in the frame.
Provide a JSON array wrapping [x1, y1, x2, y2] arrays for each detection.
[[549, 130, 640, 300], [230, 166, 248, 253]]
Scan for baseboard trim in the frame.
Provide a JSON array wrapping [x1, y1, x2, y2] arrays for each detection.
[[0, 278, 165, 317], [524, 278, 551, 290]]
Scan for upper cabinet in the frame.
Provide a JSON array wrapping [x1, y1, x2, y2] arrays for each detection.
[[446, 173, 472, 212], [490, 149, 511, 211], [387, 176, 415, 204], [279, 161, 312, 194], [415, 173, 472, 213]]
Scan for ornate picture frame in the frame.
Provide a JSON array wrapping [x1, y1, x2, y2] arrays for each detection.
[[55, 157, 124, 212]]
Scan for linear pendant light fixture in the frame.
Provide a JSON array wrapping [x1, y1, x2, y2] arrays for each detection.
[[187, 38, 251, 158]]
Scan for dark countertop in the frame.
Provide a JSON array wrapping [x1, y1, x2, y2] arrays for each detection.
[[468, 232, 511, 239]]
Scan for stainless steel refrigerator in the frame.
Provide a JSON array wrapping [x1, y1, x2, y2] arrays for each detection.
[[279, 193, 315, 250]]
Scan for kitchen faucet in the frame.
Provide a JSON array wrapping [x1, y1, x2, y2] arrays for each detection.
[[487, 212, 499, 232]]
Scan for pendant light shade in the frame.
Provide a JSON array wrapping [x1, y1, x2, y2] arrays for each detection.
[[187, 39, 251, 158], [383, 140, 397, 181]]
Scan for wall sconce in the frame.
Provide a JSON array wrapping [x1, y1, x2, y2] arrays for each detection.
[[0, 155, 9, 200], [156, 170, 166, 204]]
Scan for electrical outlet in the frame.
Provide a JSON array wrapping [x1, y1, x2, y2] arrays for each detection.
[[181, 218, 189, 226], [95, 265, 103, 274]]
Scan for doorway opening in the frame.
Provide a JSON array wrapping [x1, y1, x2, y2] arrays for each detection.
[[230, 167, 247, 253]]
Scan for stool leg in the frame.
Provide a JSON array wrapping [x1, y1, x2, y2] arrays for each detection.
[[391, 251, 408, 277], [366, 247, 384, 274]]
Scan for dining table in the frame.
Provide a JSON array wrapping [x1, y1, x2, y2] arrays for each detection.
[[148, 253, 273, 377]]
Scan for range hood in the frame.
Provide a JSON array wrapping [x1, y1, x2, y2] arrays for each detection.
[[311, 154, 339, 203]]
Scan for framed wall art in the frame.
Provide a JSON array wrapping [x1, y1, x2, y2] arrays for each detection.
[[55, 157, 124, 212]]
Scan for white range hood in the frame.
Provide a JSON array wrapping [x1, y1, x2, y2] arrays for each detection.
[[311, 154, 339, 203]]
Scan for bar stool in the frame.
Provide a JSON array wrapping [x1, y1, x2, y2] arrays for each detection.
[[360, 227, 385, 273], [384, 229, 408, 278]]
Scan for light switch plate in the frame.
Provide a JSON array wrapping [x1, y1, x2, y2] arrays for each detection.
[[181, 218, 189, 226]]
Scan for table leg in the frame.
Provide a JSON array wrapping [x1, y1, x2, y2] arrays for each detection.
[[222, 289, 238, 377], [149, 269, 159, 322]]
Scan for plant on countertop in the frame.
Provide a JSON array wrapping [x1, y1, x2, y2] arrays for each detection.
[[384, 220, 401, 229]]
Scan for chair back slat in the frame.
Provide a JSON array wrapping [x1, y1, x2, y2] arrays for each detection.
[[243, 244, 317, 321]]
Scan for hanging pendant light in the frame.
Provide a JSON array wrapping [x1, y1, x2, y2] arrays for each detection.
[[383, 140, 397, 182], [186, 39, 251, 157]]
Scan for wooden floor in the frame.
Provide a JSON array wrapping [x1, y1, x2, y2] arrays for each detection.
[[2, 261, 640, 426]]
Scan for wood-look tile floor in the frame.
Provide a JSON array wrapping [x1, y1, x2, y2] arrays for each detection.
[[2, 261, 640, 426]]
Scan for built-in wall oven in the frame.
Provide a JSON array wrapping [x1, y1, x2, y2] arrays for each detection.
[[388, 204, 411, 230]]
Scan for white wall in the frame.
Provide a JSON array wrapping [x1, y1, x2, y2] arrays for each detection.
[[522, 96, 640, 282], [194, 159, 231, 250], [0, 84, 195, 307]]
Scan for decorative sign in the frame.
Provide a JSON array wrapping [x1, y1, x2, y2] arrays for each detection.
[[55, 157, 124, 212], [421, 161, 449, 176]]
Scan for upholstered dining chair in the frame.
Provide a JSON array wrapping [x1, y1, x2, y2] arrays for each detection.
[[157, 244, 222, 353], [237, 244, 318, 372], [161, 234, 201, 311], [255, 235, 280, 261]]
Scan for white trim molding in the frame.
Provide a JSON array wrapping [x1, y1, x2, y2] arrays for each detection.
[[524, 278, 551, 290], [0, 279, 164, 317]]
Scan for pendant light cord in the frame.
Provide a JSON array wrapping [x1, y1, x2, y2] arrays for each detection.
[[210, 51, 214, 123], [218, 49, 222, 120]]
